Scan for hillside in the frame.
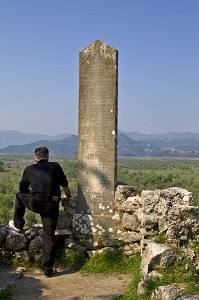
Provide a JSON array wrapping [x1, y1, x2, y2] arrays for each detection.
[[1, 132, 199, 157], [0, 135, 78, 156], [0, 130, 71, 148]]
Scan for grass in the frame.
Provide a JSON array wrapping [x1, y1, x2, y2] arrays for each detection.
[[117, 157, 199, 206], [113, 254, 151, 300], [192, 240, 199, 255], [54, 247, 86, 270], [80, 252, 135, 274], [55, 247, 136, 274], [0, 288, 12, 300], [154, 232, 167, 244], [11, 254, 41, 269], [145, 260, 199, 297]]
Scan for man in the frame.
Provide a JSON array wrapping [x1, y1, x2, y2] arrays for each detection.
[[9, 147, 71, 277]]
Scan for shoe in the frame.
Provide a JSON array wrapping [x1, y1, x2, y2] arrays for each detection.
[[8, 220, 23, 234], [44, 268, 57, 278]]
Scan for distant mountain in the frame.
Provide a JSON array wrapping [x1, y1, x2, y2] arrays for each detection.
[[0, 135, 78, 156], [118, 133, 161, 156], [119, 130, 199, 141], [119, 130, 199, 149], [1, 130, 199, 150], [0, 130, 72, 148], [118, 133, 199, 157], [1, 132, 199, 157]]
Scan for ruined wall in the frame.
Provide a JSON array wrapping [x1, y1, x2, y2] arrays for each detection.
[[114, 185, 199, 255], [0, 186, 198, 264]]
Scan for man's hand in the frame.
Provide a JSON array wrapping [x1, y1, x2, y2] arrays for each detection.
[[61, 196, 71, 207], [63, 187, 71, 199]]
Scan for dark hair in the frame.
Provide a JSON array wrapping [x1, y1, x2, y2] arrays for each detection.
[[35, 147, 49, 159]]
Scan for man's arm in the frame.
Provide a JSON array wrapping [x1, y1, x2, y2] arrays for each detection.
[[20, 167, 31, 193], [62, 186, 71, 199], [56, 163, 71, 198]]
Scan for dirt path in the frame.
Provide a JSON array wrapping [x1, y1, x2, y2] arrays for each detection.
[[1, 266, 131, 300]]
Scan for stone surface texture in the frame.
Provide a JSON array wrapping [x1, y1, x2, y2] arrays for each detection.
[[77, 40, 118, 242]]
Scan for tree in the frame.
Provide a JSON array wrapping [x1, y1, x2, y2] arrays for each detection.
[[0, 161, 5, 172]]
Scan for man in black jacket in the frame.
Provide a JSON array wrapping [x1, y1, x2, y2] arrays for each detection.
[[9, 147, 71, 277]]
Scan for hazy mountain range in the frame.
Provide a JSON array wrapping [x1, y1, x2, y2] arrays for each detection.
[[1, 130, 199, 157], [0, 130, 71, 148]]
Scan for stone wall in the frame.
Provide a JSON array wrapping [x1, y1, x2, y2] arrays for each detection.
[[114, 185, 199, 255], [1, 186, 198, 262], [114, 185, 199, 299]]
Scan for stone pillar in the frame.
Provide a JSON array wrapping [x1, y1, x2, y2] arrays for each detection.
[[74, 40, 118, 246]]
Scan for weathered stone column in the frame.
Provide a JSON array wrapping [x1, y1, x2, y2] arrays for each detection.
[[74, 40, 118, 247]]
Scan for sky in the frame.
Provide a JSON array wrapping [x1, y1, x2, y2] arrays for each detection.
[[0, 0, 199, 135]]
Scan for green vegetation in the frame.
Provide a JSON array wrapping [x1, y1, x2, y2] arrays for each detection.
[[0, 155, 199, 225], [192, 240, 199, 254], [0, 194, 15, 224], [80, 252, 135, 274], [11, 254, 40, 269], [0, 161, 5, 172], [0, 288, 12, 300], [154, 232, 167, 244], [145, 252, 199, 297], [117, 157, 199, 206], [114, 254, 144, 300], [115, 250, 199, 299], [54, 248, 135, 274], [54, 247, 85, 269]]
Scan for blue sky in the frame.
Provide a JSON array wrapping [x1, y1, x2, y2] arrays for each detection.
[[0, 0, 199, 135]]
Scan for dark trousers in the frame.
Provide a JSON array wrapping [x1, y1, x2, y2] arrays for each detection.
[[14, 192, 59, 276]]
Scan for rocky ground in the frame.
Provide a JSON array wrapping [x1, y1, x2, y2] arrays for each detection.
[[0, 266, 131, 300]]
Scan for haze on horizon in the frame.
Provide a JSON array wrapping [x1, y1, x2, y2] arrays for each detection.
[[0, 0, 199, 136]]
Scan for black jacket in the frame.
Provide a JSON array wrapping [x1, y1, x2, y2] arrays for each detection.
[[20, 159, 68, 198]]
